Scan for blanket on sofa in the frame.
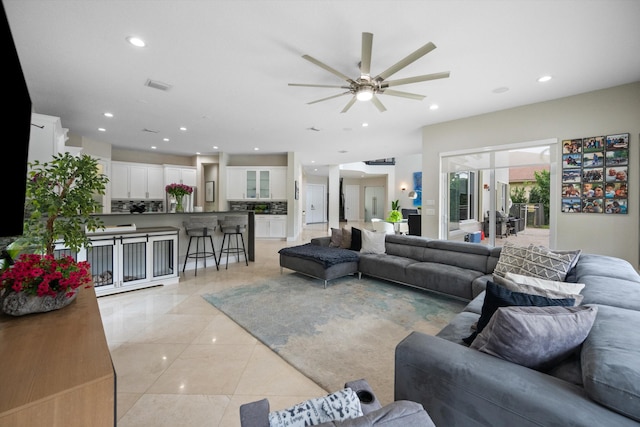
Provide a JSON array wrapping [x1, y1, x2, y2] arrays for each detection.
[[279, 243, 359, 268]]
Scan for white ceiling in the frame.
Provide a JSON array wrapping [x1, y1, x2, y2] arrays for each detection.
[[4, 0, 640, 176]]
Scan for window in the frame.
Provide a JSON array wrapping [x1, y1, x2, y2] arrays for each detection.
[[449, 171, 476, 230]]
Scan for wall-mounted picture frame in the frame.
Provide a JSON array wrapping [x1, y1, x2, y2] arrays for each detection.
[[560, 133, 629, 214], [205, 181, 215, 202], [295, 180, 299, 200]]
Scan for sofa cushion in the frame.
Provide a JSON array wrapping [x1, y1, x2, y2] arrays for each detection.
[[470, 305, 597, 371], [522, 244, 579, 281], [405, 263, 482, 300], [350, 228, 362, 252], [330, 228, 343, 247], [463, 281, 576, 345], [493, 274, 584, 306], [359, 254, 419, 285], [493, 242, 529, 277], [340, 227, 352, 249], [573, 253, 640, 283], [579, 276, 640, 311], [360, 229, 386, 254], [582, 305, 640, 422]]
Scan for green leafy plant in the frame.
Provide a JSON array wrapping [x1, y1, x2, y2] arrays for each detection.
[[529, 169, 550, 224], [510, 185, 529, 204], [18, 153, 109, 256], [387, 199, 402, 222]]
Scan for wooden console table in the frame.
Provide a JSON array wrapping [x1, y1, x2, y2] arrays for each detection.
[[0, 286, 115, 426]]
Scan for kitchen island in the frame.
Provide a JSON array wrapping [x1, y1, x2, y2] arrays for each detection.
[[77, 211, 255, 296]]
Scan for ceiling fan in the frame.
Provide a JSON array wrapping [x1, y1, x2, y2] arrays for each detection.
[[289, 32, 450, 113]]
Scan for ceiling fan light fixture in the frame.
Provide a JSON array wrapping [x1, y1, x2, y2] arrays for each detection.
[[356, 86, 374, 101]]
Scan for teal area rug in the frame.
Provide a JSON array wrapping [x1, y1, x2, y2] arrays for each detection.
[[202, 273, 466, 404]]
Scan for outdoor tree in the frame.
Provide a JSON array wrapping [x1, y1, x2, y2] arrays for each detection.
[[510, 185, 529, 204], [528, 170, 550, 224]]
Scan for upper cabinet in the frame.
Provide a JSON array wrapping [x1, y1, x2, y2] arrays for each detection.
[[164, 166, 197, 188], [111, 161, 164, 200], [28, 113, 71, 166], [227, 166, 287, 200]]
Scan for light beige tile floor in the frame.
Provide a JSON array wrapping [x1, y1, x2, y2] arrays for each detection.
[[98, 222, 334, 427], [99, 221, 549, 426]]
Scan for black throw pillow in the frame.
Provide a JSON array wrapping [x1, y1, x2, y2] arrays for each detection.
[[463, 281, 575, 345], [350, 227, 362, 251]]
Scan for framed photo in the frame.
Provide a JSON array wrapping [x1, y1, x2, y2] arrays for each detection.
[[295, 180, 299, 200], [205, 181, 215, 202], [561, 132, 629, 215]]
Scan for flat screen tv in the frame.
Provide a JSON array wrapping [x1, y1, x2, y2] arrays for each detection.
[[1, 2, 31, 238]]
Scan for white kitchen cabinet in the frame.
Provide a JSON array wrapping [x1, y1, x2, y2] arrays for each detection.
[[227, 167, 247, 199], [27, 113, 70, 165], [255, 215, 287, 239], [165, 166, 197, 188], [227, 166, 287, 200], [111, 161, 164, 200], [269, 167, 287, 200]]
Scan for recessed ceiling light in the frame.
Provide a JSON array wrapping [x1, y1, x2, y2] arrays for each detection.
[[98, 128, 106, 132], [179, 127, 187, 131], [314, 168, 318, 172], [311, 160, 315, 163], [254, 147, 259, 151], [429, 104, 439, 110], [126, 36, 146, 47], [195, 152, 201, 155], [104, 112, 113, 118], [213, 146, 219, 149], [537, 75, 552, 83], [151, 146, 157, 150], [362, 123, 369, 127], [163, 138, 170, 142]]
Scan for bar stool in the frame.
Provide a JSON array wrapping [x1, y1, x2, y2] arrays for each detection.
[[219, 216, 248, 269], [182, 216, 219, 275]]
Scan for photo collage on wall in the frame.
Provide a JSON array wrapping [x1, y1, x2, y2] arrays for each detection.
[[561, 133, 629, 214]]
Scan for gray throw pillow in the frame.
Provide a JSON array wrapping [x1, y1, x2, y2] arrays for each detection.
[[329, 228, 342, 247], [471, 305, 598, 371]]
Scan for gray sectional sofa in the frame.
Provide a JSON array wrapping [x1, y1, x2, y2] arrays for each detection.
[[306, 232, 640, 426]]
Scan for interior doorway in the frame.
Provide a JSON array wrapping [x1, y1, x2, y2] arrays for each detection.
[[306, 184, 326, 224], [364, 186, 385, 222], [345, 185, 360, 222]]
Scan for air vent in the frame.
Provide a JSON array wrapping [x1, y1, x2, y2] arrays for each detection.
[[142, 128, 159, 133], [144, 79, 173, 91]]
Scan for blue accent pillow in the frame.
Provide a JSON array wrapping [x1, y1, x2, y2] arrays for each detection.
[[463, 281, 575, 345], [350, 227, 362, 251]]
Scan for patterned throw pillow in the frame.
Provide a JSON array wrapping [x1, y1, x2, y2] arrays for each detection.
[[268, 387, 363, 427], [521, 244, 578, 282], [493, 242, 529, 277]]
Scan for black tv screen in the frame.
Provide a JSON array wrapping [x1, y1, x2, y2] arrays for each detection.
[[1, 2, 31, 238]]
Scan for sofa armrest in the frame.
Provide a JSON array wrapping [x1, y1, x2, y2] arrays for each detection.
[[239, 398, 270, 427], [395, 331, 638, 427], [311, 236, 331, 247]]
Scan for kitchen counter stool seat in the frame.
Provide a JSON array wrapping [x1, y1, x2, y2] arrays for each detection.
[[219, 216, 248, 269], [182, 216, 219, 275]]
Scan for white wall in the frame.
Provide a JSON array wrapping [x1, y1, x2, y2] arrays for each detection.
[[422, 82, 640, 269]]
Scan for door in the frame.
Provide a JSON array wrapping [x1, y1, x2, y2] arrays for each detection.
[[306, 184, 325, 224], [345, 185, 360, 222], [364, 186, 385, 222]]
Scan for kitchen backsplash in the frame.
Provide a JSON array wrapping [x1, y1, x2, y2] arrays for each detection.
[[229, 201, 287, 214], [111, 199, 165, 213]]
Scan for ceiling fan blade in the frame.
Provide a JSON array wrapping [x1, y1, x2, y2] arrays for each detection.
[[302, 55, 356, 84], [380, 89, 425, 100], [381, 71, 450, 88], [360, 32, 373, 75], [371, 95, 387, 112], [307, 91, 351, 105], [341, 96, 357, 113], [289, 83, 351, 89], [374, 42, 437, 82]]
